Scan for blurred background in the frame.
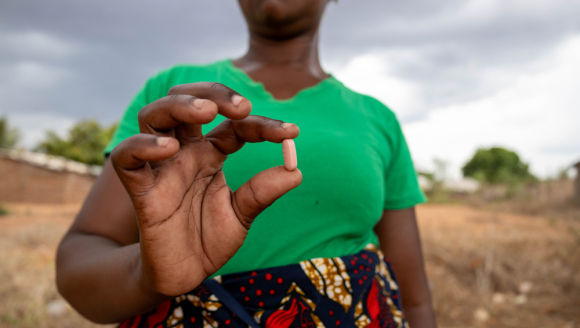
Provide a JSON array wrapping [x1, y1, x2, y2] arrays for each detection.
[[0, 0, 579, 327]]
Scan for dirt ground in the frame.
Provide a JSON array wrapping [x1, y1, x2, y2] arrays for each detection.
[[417, 204, 580, 328], [0, 203, 578, 328]]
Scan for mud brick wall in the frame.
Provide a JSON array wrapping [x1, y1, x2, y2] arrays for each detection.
[[576, 172, 580, 201], [0, 157, 96, 204]]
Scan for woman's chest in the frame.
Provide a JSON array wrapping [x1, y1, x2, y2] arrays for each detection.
[[203, 101, 393, 217]]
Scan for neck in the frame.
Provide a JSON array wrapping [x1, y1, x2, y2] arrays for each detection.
[[232, 28, 329, 100], [234, 30, 327, 80]]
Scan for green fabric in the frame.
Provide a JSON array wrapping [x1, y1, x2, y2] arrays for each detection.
[[104, 59, 426, 276]]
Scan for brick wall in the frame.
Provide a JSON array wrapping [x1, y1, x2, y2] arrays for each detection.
[[0, 157, 96, 204], [576, 164, 580, 201]]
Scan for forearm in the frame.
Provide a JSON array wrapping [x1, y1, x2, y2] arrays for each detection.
[[375, 208, 436, 328], [393, 249, 436, 328], [404, 303, 436, 328], [56, 232, 170, 324], [387, 252, 436, 328]]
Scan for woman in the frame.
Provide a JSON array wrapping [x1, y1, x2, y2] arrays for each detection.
[[56, 1, 436, 327]]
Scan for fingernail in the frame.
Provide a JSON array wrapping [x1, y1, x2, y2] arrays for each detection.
[[231, 95, 244, 107], [282, 123, 294, 129], [193, 98, 206, 109], [157, 137, 171, 148]]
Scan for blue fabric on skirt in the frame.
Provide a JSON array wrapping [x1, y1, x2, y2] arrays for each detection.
[[120, 245, 408, 328]]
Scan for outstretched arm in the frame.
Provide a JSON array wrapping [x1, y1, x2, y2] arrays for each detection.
[[374, 207, 437, 328]]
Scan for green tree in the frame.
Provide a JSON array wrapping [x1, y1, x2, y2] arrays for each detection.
[[462, 147, 536, 184], [0, 116, 20, 149], [35, 119, 116, 166]]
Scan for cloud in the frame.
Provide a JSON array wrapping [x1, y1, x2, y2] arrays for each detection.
[[331, 54, 424, 123], [0, 30, 81, 60], [322, 0, 580, 110], [7, 61, 73, 87], [1, 0, 579, 177], [0, 61, 74, 120], [3, 0, 578, 121], [403, 34, 580, 177], [8, 113, 75, 149], [0, 0, 247, 123]]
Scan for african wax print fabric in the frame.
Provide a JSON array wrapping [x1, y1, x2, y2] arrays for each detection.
[[119, 245, 408, 328]]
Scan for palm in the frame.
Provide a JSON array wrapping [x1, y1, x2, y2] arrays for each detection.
[[136, 139, 246, 291], [111, 83, 301, 296]]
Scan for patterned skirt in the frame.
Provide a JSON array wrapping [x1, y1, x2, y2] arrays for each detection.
[[119, 244, 408, 328]]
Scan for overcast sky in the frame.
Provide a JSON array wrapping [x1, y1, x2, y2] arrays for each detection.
[[1, 0, 579, 177]]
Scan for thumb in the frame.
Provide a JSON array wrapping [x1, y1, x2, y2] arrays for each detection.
[[233, 166, 302, 229]]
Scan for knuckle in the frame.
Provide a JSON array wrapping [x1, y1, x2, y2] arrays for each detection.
[[238, 214, 253, 230], [251, 115, 282, 130], [254, 115, 277, 123], [208, 82, 233, 96], [109, 147, 120, 164], [248, 179, 269, 209], [109, 143, 127, 168], [138, 95, 181, 124], [167, 84, 184, 95], [137, 106, 149, 123], [222, 118, 234, 127], [166, 94, 182, 104], [268, 117, 284, 127], [208, 82, 224, 92]]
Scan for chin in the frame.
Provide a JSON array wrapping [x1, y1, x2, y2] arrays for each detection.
[[258, 0, 302, 25], [241, 0, 324, 28]]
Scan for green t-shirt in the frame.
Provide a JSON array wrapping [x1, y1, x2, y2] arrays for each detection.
[[104, 59, 426, 276]]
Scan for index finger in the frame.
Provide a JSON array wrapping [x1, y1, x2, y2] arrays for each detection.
[[168, 82, 252, 120], [205, 116, 300, 155]]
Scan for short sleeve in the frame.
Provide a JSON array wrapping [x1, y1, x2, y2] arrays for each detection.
[[383, 114, 427, 210], [103, 71, 169, 156]]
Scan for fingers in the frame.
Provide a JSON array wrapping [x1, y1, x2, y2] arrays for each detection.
[[110, 134, 179, 192], [168, 82, 252, 120], [138, 95, 219, 137], [233, 166, 302, 229], [138, 82, 252, 141], [205, 116, 300, 155]]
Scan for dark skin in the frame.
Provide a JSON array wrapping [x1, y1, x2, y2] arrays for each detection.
[[56, 0, 436, 326]]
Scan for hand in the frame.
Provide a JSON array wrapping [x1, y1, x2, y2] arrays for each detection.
[[111, 82, 302, 297]]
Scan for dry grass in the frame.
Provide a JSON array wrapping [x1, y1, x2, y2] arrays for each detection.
[[0, 202, 578, 327], [0, 204, 113, 328], [418, 204, 580, 328]]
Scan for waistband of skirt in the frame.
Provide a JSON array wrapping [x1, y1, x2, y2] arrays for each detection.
[[210, 243, 394, 287], [120, 244, 407, 328]]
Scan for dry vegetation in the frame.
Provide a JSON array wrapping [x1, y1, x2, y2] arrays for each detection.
[[0, 204, 114, 328], [0, 188, 579, 327], [419, 204, 580, 327]]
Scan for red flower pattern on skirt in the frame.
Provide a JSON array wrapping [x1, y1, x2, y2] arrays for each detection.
[[119, 246, 407, 328]]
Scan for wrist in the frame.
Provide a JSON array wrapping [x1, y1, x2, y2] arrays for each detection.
[[133, 251, 172, 303], [136, 246, 209, 298]]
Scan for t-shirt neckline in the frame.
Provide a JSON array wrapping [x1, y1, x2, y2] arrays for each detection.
[[221, 59, 339, 104]]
